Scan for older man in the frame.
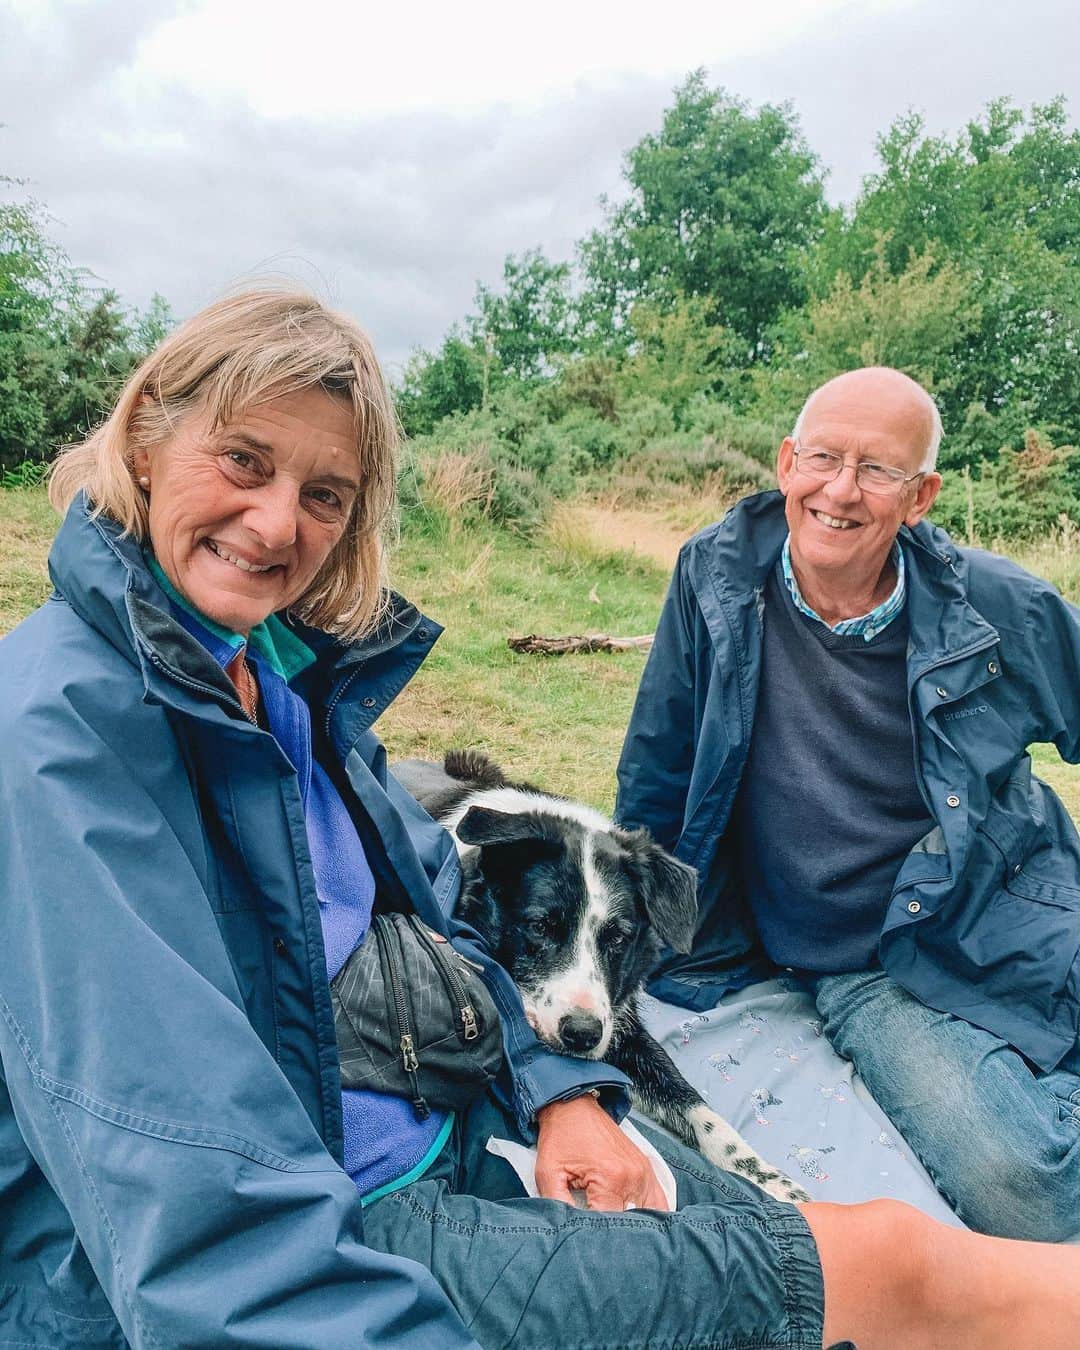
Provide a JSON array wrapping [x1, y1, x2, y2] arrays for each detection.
[[617, 366, 1080, 1241]]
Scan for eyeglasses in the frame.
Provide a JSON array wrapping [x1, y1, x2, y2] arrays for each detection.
[[793, 444, 925, 496]]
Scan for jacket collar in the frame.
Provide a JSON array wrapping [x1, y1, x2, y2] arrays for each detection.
[[696, 490, 999, 672], [48, 493, 441, 731]]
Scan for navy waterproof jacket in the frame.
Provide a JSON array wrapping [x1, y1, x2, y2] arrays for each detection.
[[0, 497, 629, 1348], [617, 491, 1080, 1074]]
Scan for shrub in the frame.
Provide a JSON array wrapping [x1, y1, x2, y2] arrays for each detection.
[[931, 432, 1080, 543], [0, 459, 48, 490], [681, 397, 787, 465], [618, 395, 677, 453]]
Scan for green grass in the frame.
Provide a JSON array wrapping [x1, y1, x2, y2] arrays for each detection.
[[380, 508, 667, 810], [3, 486, 1078, 820], [0, 488, 58, 632]]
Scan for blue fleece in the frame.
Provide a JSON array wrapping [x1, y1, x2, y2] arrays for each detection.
[[155, 575, 449, 1197]]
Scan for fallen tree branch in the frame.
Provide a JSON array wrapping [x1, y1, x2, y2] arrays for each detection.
[[507, 633, 655, 656]]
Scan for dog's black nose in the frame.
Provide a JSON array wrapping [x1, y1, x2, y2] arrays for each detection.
[[558, 1011, 604, 1054]]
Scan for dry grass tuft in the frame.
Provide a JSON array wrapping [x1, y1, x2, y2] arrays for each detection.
[[1010, 515, 1079, 604], [421, 450, 494, 525]]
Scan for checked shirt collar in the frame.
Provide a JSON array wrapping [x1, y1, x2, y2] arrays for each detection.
[[780, 535, 906, 641]]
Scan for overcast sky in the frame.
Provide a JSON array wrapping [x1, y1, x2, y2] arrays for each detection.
[[2, 0, 1077, 377]]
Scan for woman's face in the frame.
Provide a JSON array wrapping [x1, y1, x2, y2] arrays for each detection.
[[133, 389, 360, 636]]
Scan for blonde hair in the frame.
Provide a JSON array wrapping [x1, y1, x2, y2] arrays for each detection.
[[49, 287, 398, 640]]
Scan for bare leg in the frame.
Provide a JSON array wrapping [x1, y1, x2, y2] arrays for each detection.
[[803, 1198, 1080, 1350]]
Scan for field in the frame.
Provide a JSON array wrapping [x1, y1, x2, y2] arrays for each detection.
[[1, 486, 1077, 821]]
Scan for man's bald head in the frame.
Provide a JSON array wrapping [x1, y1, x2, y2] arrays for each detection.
[[792, 369, 942, 472]]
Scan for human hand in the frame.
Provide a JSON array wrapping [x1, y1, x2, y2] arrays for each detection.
[[534, 1095, 670, 1212]]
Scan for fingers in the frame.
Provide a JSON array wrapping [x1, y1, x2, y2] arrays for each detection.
[[583, 1182, 626, 1212], [533, 1094, 672, 1212], [581, 1163, 670, 1212], [535, 1162, 576, 1205], [538, 1161, 668, 1212]]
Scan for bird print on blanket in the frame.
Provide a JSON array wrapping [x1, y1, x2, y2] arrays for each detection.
[[678, 1014, 711, 1046], [707, 1051, 741, 1081], [750, 1087, 784, 1125], [787, 1144, 836, 1182]]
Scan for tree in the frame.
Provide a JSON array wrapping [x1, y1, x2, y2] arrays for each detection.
[[751, 241, 982, 432], [827, 99, 1080, 278], [812, 100, 1080, 440], [398, 250, 575, 435], [396, 330, 492, 437], [46, 289, 139, 451], [619, 292, 737, 414], [473, 249, 575, 380], [578, 71, 830, 358], [0, 191, 70, 468], [0, 180, 173, 470]]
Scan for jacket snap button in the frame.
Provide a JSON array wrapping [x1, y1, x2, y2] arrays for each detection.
[[907, 900, 921, 914], [988, 661, 998, 674], [936, 686, 948, 698], [273, 937, 286, 955], [946, 794, 961, 808], [362, 696, 376, 708], [417, 627, 430, 639]]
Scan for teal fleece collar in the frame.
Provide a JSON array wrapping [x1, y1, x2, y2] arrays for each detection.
[[147, 558, 316, 682]]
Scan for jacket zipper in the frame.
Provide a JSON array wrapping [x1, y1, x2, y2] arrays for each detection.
[[409, 916, 480, 1042], [142, 646, 259, 727], [373, 916, 430, 1119], [323, 667, 365, 740]]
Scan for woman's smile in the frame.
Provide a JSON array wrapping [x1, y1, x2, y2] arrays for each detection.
[[134, 389, 360, 635]]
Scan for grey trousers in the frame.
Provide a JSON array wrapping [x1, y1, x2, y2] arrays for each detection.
[[362, 1096, 825, 1350]]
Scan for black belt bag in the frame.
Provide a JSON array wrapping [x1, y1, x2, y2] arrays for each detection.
[[330, 911, 504, 1120]]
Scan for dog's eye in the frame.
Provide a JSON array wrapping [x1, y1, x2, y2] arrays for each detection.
[[600, 922, 634, 950], [525, 915, 554, 939]]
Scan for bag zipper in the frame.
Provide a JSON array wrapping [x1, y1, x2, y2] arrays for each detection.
[[409, 916, 481, 1042], [373, 916, 430, 1119]]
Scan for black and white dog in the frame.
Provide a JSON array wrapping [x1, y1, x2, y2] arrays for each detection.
[[393, 750, 808, 1204]]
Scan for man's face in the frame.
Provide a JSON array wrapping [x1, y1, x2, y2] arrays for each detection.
[[134, 389, 361, 636], [776, 373, 942, 594]]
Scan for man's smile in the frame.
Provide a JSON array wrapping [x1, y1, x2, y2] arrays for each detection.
[[810, 510, 860, 530]]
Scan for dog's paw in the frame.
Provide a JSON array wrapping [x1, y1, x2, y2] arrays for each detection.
[[757, 1171, 812, 1205], [729, 1153, 811, 1205], [689, 1104, 811, 1205]]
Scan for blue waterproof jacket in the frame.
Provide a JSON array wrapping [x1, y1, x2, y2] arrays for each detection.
[[0, 497, 628, 1349], [617, 491, 1080, 1074]]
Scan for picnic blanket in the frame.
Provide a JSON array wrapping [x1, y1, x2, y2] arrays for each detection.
[[637, 979, 963, 1226]]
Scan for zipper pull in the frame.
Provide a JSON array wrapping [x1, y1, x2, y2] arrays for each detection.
[[461, 1004, 479, 1041], [400, 1033, 420, 1072]]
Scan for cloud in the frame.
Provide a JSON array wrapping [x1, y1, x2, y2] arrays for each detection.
[[1, 0, 1076, 373], [4, 33, 665, 371]]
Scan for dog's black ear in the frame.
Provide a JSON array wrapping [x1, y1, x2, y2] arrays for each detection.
[[638, 844, 698, 954], [456, 863, 503, 949], [455, 805, 549, 849]]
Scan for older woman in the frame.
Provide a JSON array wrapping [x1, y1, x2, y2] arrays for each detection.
[[1, 288, 1079, 1350]]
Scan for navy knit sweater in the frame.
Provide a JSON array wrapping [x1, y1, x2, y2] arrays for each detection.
[[734, 563, 933, 972]]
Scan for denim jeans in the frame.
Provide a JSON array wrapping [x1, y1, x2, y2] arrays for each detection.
[[362, 1096, 825, 1350], [814, 968, 1080, 1241]]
